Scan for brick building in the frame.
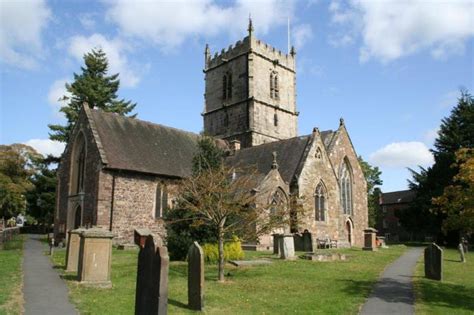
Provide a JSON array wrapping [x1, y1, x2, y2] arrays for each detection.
[[377, 190, 416, 242], [54, 21, 369, 248]]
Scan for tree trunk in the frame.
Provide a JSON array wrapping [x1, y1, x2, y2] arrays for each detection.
[[217, 224, 225, 282]]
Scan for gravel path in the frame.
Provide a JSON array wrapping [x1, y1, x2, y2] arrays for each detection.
[[360, 247, 424, 315], [22, 234, 77, 315]]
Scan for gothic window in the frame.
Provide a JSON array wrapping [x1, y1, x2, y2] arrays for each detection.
[[270, 71, 279, 99], [155, 183, 169, 219], [315, 147, 322, 159], [223, 73, 232, 100], [70, 132, 86, 194], [340, 159, 353, 215], [315, 182, 327, 221], [269, 188, 287, 216], [274, 113, 278, 126]]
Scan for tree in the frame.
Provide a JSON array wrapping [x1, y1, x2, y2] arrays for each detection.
[[0, 144, 39, 219], [433, 149, 474, 235], [404, 90, 474, 242], [174, 137, 301, 282], [48, 49, 136, 143], [358, 156, 383, 227]]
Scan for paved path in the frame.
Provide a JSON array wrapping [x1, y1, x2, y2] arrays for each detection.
[[23, 234, 77, 315], [360, 247, 424, 315]]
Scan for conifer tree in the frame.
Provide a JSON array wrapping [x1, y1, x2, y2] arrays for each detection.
[[48, 49, 136, 143]]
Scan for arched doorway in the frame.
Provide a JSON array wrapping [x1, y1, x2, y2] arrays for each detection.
[[346, 220, 352, 246], [73, 206, 82, 229]]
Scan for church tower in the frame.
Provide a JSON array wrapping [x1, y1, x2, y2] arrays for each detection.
[[203, 19, 298, 148]]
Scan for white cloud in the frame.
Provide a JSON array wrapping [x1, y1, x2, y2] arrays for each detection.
[[329, 0, 474, 62], [79, 14, 96, 30], [24, 139, 65, 157], [105, 0, 295, 51], [292, 24, 313, 49], [369, 141, 434, 168], [47, 78, 71, 117], [0, 0, 51, 69], [68, 34, 141, 87]]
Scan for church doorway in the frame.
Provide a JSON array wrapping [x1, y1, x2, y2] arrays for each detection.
[[346, 220, 352, 246], [73, 205, 82, 229]]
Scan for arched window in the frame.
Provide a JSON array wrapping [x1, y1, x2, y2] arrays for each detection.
[[315, 182, 326, 221], [70, 132, 86, 194], [269, 188, 287, 216], [223, 73, 232, 100], [340, 159, 353, 215], [315, 147, 322, 159], [270, 72, 274, 98], [155, 183, 169, 219], [273, 113, 278, 126], [270, 71, 279, 99], [274, 74, 279, 99]]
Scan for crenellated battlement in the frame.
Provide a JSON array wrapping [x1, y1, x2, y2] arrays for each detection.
[[207, 37, 250, 69]]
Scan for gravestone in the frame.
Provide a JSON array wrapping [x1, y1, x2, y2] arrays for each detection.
[[188, 242, 204, 311], [279, 234, 295, 259], [293, 233, 304, 251], [134, 228, 152, 248], [66, 228, 85, 273], [272, 234, 282, 255], [458, 243, 466, 263], [363, 228, 378, 251], [135, 235, 169, 315], [302, 231, 313, 252], [424, 243, 443, 281], [77, 228, 114, 287]]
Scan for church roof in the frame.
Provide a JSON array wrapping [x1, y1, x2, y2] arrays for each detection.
[[88, 109, 199, 178], [225, 135, 312, 184], [320, 130, 336, 149]]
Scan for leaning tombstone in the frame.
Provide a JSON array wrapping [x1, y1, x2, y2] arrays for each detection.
[[458, 242, 466, 263], [279, 234, 295, 259], [66, 228, 85, 273], [77, 227, 114, 287], [135, 235, 169, 315], [188, 242, 204, 311], [424, 243, 443, 281], [134, 228, 152, 248]]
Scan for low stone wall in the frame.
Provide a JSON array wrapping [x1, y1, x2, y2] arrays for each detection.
[[0, 227, 21, 247]]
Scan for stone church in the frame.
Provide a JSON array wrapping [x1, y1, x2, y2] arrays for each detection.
[[54, 21, 368, 249]]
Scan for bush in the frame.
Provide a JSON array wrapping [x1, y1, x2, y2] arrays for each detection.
[[202, 236, 244, 264]]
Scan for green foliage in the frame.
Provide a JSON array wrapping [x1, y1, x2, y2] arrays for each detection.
[[192, 136, 225, 175], [404, 90, 474, 242], [358, 156, 383, 227], [202, 236, 244, 264], [0, 144, 39, 219], [48, 48, 137, 143]]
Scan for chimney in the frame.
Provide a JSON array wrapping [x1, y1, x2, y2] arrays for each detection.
[[230, 140, 241, 154]]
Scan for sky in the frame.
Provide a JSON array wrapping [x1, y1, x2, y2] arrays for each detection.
[[0, 0, 473, 192]]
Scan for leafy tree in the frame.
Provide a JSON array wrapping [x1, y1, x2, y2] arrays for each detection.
[[433, 149, 474, 235], [192, 136, 225, 175], [48, 48, 136, 143], [403, 90, 474, 242], [358, 156, 383, 227], [0, 144, 39, 219]]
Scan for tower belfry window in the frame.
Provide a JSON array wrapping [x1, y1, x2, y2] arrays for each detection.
[[223, 73, 232, 100], [274, 112, 278, 126], [270, 71, 279, 99]]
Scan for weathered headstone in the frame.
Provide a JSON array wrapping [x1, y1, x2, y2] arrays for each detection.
[[135, 235, 169, 315], [188, 242, 204, 311], [424, 243, 443, 281], [302, 230, 313, 252], [363, 228, 378, 251], [293, 233, 304, 251], [458, 243, 466, 263], [77, 228, 114, 287], [134, 228, 152, 248], [66, 228, 85, 273], [279, 234, 295, 259], [272, 234, 282, 255]]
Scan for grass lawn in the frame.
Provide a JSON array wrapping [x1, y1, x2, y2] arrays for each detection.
[[52, 245, 407, 314], [0, 235, 24, 315], [414, 248, 474, 314]]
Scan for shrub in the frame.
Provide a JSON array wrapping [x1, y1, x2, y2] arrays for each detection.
[[202, 236, 244, 264]]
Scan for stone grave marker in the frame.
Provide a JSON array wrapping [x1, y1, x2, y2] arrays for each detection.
[[66, 228, 85, 273], [424, 243, 443, 281], [77, 227, 114, 287], [363, 228, 378, 251], [272, 234, 282, 255], [302, 230, 313, 252], [458, 242, 466, 263], [135, 235, 169, 315], [279, 234, 295, 259], [188, 242, 204, 311]]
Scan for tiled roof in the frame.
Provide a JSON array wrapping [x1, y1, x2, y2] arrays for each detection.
[[380, 190, 416, 205]]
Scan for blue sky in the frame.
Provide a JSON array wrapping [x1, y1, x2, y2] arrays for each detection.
[[1, 0, 473, 192]]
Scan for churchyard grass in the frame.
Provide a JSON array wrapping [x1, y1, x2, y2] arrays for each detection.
[[0, 235, 24, 315], [414, 248, 474, 314], [51, 244, 407, 314]]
